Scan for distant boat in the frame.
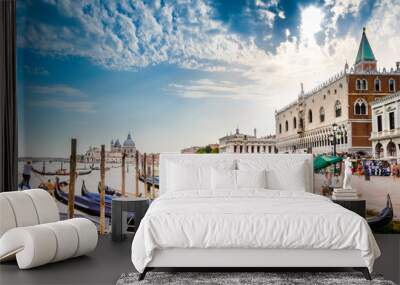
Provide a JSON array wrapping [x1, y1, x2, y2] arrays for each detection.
[[33, 168, 92, 176], [368, 194, 393, 231], [90, 166, 110, 171]]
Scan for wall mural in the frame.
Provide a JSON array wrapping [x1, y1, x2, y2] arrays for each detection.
[[16, 0, 399, 233]]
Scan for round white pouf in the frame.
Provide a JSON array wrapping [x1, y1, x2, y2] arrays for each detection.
[[0, 218, 98, 269]]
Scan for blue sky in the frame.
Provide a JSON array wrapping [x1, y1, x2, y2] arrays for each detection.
[[17, 0, 400, 157]]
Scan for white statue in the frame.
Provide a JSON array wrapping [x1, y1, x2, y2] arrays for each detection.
[[343, 157, 353, 190]]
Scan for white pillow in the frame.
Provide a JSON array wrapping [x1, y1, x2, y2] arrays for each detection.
[[237, 158, 307, 191], [236, 169, 267, 189], [167, 162, 211, 191], [211, 168, 236, 190]]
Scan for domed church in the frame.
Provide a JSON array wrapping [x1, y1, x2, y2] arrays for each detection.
[[110, 133, 136, 156], [122, 133, 136, 154]]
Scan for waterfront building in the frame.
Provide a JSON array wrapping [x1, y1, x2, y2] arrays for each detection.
[[275, 28, 400, 155], [370, 92, 400, 161], [84, 133, 136, 163], [219, 127, 276, 153]]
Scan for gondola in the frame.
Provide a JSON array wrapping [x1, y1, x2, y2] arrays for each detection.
[[139, 175, 159, 189], [97, 182, 122, 196], [33, 168, 92, 176], [368, 194, 393, 231], [53, 178, 112, 217], [81, 180, 113, 203], [90, 166, 110, 171]]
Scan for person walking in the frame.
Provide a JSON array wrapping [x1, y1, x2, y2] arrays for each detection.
[[391, 162, 399, 180], [21, 161, 33, 188]]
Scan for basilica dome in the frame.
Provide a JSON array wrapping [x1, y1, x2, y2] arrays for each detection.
[[123, 133, 135, 147]]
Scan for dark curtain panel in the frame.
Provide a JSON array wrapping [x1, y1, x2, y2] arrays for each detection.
[[0, 0, 17, 192]]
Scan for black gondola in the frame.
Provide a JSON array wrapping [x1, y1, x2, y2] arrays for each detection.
[[33, 168, 92, 176], [139, 175, 159, 189], [368, 194, 393, 231], [81, 180, 113, 203], [96, 182, 122, 196], [53, 178, 112, 217]]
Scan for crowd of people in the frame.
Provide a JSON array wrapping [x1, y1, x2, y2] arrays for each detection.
[[353, 159, 399, 178], [316, 152, 400, 179]]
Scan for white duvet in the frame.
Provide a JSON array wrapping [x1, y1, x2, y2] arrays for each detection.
[[131, 190, 380, 273]]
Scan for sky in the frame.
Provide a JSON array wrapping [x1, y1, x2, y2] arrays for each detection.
[[16, 0, 400, 157]]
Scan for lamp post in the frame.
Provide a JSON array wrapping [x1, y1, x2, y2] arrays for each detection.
[[329, 123, 343, 176], [329, 123, 343, 156]]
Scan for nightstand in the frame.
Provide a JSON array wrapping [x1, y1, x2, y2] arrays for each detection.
[[111, 197, 150, 241], [332, 199, 366, 218]]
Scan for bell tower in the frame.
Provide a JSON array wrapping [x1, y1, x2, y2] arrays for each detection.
[[354, 27, 377, 72]]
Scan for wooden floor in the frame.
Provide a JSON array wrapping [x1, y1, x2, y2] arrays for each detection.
[[0, 234, 134, 285]]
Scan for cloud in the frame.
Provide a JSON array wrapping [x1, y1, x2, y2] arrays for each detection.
[[167, 0, 399, 107], [324, 0, 363, 30], [20, 0, 266, 72], [30, 99, 96, 113], [19, 0, 400, 108], [27, 84, 87, 98], [27, 84, 95, 113], [24, 65, 49, 76]]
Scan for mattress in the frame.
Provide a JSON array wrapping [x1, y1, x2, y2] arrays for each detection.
[[131, 189, 380, 273]]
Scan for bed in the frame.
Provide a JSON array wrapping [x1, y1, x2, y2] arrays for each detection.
[[131, 153, 380, 281]]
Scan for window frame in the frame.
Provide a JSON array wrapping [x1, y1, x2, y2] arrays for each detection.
[[377, 115, 382, 132], [308, 109, 313, 123], [335, 100, 342, 117], [354, 98, 368, 116], [374, 78, 381, 92], [389, 111, 395, 130], [319, 107, 325, 122], [389, 78, 396, 92]]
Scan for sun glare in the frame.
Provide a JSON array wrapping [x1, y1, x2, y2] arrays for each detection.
[[301, 6, 324, 41]]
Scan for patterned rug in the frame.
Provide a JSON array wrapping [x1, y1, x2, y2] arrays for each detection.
[[116, 271, 396, 285]]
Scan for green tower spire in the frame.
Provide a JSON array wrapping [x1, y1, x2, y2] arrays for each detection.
[[355, 27, 376, 65]]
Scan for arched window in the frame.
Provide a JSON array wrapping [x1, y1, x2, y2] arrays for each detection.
[[375, 143, 383, 158], [389, 79, 396, 92], [387, 142, 397, 157], [279, 124, 282, 134], [319, 107, 325, 122], [308, 109, 313, 123], [335, 100, 342, 117], [354, 98, 368, 115], [293, 117, 297, 129], [374, 78, 381, 91], [285, 120, 289, 132], [299, 118, 304, 129]]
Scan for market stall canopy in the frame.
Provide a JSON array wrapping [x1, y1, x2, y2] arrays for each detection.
[[314, 155, 343, 171]]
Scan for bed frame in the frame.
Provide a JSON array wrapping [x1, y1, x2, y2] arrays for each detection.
[[138, 154, 372, 281], [139, 248, 371, 280]]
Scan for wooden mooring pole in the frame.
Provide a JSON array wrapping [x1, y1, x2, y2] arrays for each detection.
[[143, 153, 147, 198], [135, 150, 139, 197], [99, 145, 106, 235], [151, 154, 155, 199], [68, 138, 77, 219], [121, 151, 126, 197]]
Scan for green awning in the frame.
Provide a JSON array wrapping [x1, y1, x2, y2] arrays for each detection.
[[314, 155, 343, 171]]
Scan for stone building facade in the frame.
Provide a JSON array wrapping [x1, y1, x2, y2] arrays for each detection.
[[275, 28, 400, 156], [370, 92, 400, 161], [84, 133, 136, 163], [219, 128, 276, 154]]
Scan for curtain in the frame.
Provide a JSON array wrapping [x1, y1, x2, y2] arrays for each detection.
[[0, 0, 17, 192]]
